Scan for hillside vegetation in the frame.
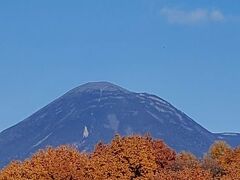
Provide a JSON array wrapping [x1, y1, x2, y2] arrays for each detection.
[[0, 135, 239, 179]]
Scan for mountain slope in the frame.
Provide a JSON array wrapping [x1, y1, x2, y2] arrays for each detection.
[[0, 82, 239, 167]]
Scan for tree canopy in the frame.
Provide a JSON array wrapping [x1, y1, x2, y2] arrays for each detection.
[[0, 135, 239, 179]]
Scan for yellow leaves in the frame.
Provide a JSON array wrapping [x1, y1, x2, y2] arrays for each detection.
[[0, 137, 239, 179], [208, 141, 232, 162]]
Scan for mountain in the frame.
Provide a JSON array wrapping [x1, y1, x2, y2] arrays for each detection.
[[0, 82, 239, 168]]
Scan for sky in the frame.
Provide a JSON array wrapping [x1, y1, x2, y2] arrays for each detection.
[[0, 0, 240, 133]]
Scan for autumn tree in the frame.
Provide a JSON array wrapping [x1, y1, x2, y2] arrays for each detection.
[[85, 134, 175, 180], [171, 151, 200, 171], [207, 141, 232, 162], [156, 167, 213, 180], [154, 151, 212, 180], [220, 147, 240, 179], [1, 136, 239, 180], [0, 145, 89, 180], [202, 141, 232, 178]]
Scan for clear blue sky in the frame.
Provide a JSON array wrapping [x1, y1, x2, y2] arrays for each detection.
[[0, 0, 240, 133]]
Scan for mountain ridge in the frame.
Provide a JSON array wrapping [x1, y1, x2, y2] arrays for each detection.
[[0, 82, 239, 168]]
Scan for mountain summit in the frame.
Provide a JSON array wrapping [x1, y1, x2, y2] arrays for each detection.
[[68, 81, 130, 94], [0, 82, 239, 167]]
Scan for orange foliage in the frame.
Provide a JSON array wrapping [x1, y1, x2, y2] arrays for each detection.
[[155, 167, 212, 180], [202, 155, 225, 178], [0, 146, 88, 180], [86, 135, 175, 179], [207, 141, 232, 163], [154, 151, 211, 180], [0, 136, 239, 180], [203, 141, 240, 179], [220, 147, 240, 179], [171, 151, 200, 171]]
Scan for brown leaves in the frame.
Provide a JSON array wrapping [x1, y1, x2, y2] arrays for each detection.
[[0, 137, 239, 180]]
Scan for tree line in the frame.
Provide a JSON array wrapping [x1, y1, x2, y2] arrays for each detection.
[[0, 134, 239, 179]]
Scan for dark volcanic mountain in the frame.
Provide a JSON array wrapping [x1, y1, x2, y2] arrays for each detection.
[[0, 82, 239, 168]]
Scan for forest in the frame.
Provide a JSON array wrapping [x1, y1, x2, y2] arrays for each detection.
[[0, 135, 239, 180]]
